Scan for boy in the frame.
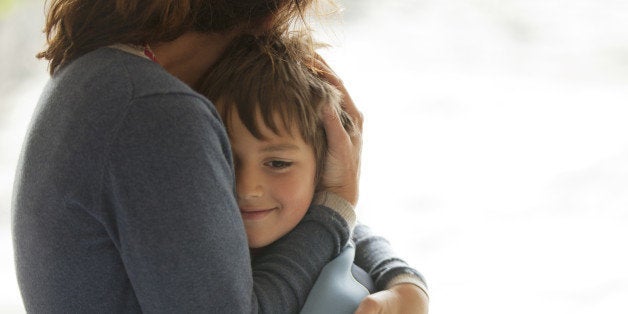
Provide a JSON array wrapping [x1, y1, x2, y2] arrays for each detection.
[[198, 33, 428, 312], [17, 0, 382, 312]]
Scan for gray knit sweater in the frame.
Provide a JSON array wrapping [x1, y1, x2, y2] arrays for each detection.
[[12, 47, 426, 313]]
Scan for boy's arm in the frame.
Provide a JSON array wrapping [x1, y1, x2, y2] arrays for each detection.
[[355, 283, 429, 314], [352, 223, 429, 312], [352, 224, 428, 293]]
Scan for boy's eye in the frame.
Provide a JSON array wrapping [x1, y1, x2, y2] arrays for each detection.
[[265, 160, 293, 169]]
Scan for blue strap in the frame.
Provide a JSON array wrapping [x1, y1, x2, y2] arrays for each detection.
[[300, 243, 373, 314]]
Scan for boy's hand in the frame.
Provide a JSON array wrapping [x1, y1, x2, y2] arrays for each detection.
[[354, 284, 429, 314], [312, 56, 363, 206]]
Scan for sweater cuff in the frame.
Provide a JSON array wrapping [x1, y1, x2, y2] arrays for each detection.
[[312, 192, 356, 232], [384, 274, 430, 300]]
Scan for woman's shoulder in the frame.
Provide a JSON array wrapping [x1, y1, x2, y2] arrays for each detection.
[[56, 47, 200, 102], [44, 46, 221, 144]]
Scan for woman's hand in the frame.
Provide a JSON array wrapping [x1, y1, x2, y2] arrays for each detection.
[[354, 284, 429, 314], [312, 56, 363, 206]]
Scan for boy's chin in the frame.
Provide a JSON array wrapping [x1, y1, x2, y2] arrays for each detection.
[[247, 235, 276, 249], [246, 229, 292, 249]]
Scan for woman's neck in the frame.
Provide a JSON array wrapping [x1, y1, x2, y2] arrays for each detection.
[[151, 30, 240, 89]]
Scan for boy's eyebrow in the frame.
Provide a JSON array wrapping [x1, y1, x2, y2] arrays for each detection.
[[260, 143, 301, 153]]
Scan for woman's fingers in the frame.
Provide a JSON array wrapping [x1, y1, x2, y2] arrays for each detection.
[[319, 104, 352, 151], [311, 55, 363, 132], [311, 55, 362, 206], [318, 103, 360, 205]]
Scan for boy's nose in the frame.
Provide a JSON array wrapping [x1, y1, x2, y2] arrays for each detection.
[[236, 167, 263, 200]]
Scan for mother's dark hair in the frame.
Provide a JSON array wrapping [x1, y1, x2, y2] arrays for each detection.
[[38, 0, 311, 74]]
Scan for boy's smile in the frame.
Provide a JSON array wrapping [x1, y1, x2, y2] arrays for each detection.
[[228, 110, 317, 248], [239, 207, 277, 220]]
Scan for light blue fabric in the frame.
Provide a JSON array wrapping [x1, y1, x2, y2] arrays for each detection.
[[301, 243, 372, 314]]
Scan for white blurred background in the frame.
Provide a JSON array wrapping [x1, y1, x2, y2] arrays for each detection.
[[2, 0, 627, 313]]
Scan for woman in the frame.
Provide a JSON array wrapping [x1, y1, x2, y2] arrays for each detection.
[[12, 1, 427, 312]]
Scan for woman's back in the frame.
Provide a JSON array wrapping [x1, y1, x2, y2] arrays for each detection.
[[12, 47, 240, 312]]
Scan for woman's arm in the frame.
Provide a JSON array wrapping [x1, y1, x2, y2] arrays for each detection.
[[251, 193, 356, 312], [109, 91, 357, 313]]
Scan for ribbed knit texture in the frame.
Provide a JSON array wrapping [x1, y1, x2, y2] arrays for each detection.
[[353, 224, 429, 295]]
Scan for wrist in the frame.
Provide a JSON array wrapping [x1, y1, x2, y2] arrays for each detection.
[[390, 283, 429, 313], [385, 274, 429, 300], [312, 192, 356, 231], [323, 182, 358, 206]]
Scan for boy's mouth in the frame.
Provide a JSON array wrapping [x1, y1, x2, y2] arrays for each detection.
[[239, 207, 277, 220]]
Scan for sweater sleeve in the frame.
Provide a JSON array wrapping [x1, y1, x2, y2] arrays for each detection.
[[251, 205, 352, 313], [352, 223, 429, 296], [106, 94, 352, 313]]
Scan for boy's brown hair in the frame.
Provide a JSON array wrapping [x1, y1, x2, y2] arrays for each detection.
[[38, 0, 314, 74], [198, 33, 354, 185]]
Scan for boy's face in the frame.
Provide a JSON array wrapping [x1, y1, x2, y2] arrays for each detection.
[[228, 110, 317, 249]]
